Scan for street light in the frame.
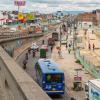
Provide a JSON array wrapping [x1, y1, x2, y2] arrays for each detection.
[[73, 26, 77, 50]]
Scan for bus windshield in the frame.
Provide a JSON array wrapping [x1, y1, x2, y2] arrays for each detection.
[[46, 74, 62, 83]]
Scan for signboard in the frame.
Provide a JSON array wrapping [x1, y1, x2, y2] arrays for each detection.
[[14, 0, 26, 6], [18, 13, 24, 20], [26, 13, 34, 20]]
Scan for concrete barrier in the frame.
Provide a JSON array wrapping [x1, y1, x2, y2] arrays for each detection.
[[0, 46, 51, 100], [0, 33, 44, 44]]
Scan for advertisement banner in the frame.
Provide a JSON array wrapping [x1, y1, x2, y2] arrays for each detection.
[[18, 13, 24, 20], [14, 0, 26, 6], [26, 13, 34, 20]]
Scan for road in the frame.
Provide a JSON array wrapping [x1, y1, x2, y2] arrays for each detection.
[[16, 34, 70, 100], [16, 25, 94, 100]]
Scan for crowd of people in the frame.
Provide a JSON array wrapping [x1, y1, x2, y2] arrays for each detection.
[[22, 47, 37, 70]]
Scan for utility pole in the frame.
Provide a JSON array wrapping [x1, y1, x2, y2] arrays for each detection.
[[18, 5, 20, 13], [72, 21, 75, 50], [60, 25, 62, 48], [73, 25, 77, 50]]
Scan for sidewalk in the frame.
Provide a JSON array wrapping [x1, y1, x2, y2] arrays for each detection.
[[51, 43, 93, 100], [80, 29, 100, 69], [0, 77, 10, 100]]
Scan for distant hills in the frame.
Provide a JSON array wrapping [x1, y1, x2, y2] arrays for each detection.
[[54, 10, 87, 15], [62, 10, 86, 15]]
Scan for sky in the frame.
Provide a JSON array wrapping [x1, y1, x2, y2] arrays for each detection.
[[0, 0, 100, 13]]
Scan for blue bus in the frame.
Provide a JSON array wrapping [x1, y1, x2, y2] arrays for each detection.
[[34, 59, 65, 95]]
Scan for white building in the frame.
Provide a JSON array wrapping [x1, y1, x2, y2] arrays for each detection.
[[0, 11, 8, 25]]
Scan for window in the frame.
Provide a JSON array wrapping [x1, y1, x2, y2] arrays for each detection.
[[36, 63, 42, 76], [46, 74, 62, 83]]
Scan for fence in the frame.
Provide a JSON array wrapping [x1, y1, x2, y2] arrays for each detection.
[[75, 49, 100, 78]]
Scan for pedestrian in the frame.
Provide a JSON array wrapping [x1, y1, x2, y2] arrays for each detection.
[[25, 53, 28, 60], [51, 46, 53, 52], [58, 50, 60, 56], [42, 40, 44, 44], [28, 47, 31, 54], [68, 48, 71, 54], [93, 43, 95, 51], [32, 50, 36, 58], [58, 50, 62, 57], [23, 59, 27, 70], [66, 43, 67, 49], [69, 43, 71, 48], [88, 43, 91, 50], [92, 30, 94, 34]]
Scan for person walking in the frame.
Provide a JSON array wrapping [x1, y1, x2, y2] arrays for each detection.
[[93, 43, 95, 51], [92, 30, 94, 34], [66, 43, 68, 49], [28, 47, 31, 55], [32, 49, 36, 58], [42, 40, 44, 44], [58, 50, 60, 56], [51, 46, 53, 52], [69, 43, 71, 48], [25, 53, 28, 60], [68, 48, 71, 54], [23, 59, 27, 70], [58, 50, 62, 57], [88, 43, 91, 50]]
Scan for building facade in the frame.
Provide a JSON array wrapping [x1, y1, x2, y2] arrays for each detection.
[[96, 9, 100, 26]]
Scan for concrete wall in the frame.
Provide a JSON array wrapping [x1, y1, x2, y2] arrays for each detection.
[[0, 46, 51, 100], [96, 11, 100, 26]]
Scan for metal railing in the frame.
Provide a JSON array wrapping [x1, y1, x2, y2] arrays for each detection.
[[75, 49, 100, 78]]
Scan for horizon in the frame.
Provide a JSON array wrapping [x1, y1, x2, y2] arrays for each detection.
[[0, 0, 99, 13]]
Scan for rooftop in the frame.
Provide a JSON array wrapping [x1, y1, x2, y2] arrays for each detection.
[[38, 59, 64, 74]]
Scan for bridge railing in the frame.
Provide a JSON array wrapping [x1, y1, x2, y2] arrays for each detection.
[[0, 46, 51, 100]]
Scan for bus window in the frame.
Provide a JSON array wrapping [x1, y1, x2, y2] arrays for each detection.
[[46, 74, 62, 83], [35, 63, 42, 84], [37, 64, 42, 76]]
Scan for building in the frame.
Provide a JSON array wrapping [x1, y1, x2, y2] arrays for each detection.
[[96, 9, 100, 26], [77, 12, 97, 28], [0, 11, 8, 25]]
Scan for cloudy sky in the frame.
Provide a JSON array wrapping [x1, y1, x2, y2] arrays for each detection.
[[0, 0, 100, 13]]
